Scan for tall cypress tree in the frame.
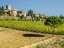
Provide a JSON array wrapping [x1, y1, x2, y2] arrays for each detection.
[[0, 6, 4, 15], [0, 7, 2, 15], [2, 6, 4, 14]]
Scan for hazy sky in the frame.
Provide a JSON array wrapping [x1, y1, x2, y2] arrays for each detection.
[[0, 0, 64, 16]]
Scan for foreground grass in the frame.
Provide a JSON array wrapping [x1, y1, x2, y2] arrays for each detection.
[[0, 27, 52, 48]]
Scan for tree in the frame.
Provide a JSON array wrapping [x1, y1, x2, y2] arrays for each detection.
[[44, 16, 63, 36], [0, 7, 2, 15], [7, 11, 13, 16], [0, 8, 2, 15], [16, 14, 20, 17], [59, 14, 64, 19], [27, 9, 34, 21], [39, 13, 42, 18], [34, 16, 41, 21], [43, 16, 48, 19], [1, 6, 4, 14], [7, 11, 11, 16], [0, 6, 4, 15], [27, 9, 33, 16], [33, 14, 36, 17], [59, 14, 62, 17], [21, 15, 24, 19]]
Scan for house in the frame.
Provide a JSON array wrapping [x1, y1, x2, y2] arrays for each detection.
[[35, 14, 46, 17], [4, 4, 25, 16]]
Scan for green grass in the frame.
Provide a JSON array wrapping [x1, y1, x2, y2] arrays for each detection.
[[0, 20, 64, 35]]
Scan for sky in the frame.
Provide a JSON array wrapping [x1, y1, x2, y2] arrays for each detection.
[[0, 0, 64, 16]]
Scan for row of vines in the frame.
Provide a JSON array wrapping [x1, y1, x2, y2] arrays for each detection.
[[0, 21, 64, 35]]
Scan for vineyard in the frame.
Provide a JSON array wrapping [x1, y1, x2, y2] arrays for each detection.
[[0, 19, 64, 48], [0, 21, 64, 35]]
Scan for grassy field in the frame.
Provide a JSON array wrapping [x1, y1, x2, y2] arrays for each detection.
[[0, 27, 52, 48], [0, 21, 64, 35]]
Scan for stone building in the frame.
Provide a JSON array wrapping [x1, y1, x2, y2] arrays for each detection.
[[17, 10, 24, 16], [6, 4, 12, 10], [35, 14, 46, 17], [4, 4, 25, 16]]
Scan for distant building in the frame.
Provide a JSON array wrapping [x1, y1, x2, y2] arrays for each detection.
[[4, 4, 25, 16], [35, 14, 46, 17], [6, 4, 12, 10], [35, 14, 39, 17], [26, 16, 31, 20], [17, 10, 24, 16]]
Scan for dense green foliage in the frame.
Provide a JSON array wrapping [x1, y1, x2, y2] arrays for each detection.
[[44, 16, 64, 36], [0, 6, 4, 15], [27, 9, 35, 21], [20, 15, 24, 19], [0, 21, 64, 35], [45, 16, 63, 28], [27, 9, 34, 16], [7, 11, 13, 16]]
